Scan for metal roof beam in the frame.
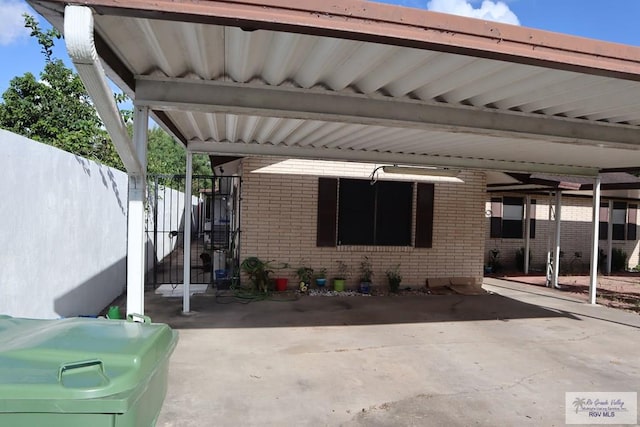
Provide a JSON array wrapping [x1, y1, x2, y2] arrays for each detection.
[[187, 140, 598, 176], [135, 77, 640, 149]]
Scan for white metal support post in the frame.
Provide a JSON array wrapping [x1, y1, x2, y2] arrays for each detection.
[[589, 175, 601, 304], [546, 193, 553, 287], [524, 195, 531, 274], [126, 106, 149, 316], [552, 190, 562, 289], [183, 151, 193, 313], [606, 200, 613, 275]]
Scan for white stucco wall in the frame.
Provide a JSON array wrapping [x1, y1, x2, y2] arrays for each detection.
[[0, 129, 128, 318]]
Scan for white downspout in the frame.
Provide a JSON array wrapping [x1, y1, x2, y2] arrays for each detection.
[[589, 175, 602, 304], [183, 152, 193, 314], [552, 190, 562, 289], [64, 5, 143, 175], [607, 200, 613, 275], [524, 195, 531, 274], [546, 193, 553, 287], [126, 106, 149, 316]]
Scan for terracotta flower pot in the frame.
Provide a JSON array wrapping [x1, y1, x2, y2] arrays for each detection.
[[275, 278, 288, 292]]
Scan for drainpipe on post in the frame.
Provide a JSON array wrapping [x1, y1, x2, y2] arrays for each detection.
[[183, 152, 193, 314], [589, 175, 601, 304], [524, 195, 531, 274]]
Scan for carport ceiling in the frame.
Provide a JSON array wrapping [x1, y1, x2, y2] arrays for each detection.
[[29, 0, 640, 175]]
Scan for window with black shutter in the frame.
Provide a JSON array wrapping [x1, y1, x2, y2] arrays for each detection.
[[489, 197, 535, 239], [316, 178, 431, 247]]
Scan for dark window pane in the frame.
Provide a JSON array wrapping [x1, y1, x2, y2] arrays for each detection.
[[599, 222, 609, 240], [502, 197, 523, 239], [375, 181, 413, 245], [338, 179, 375, 245], [490, 197, 502, 238], [502, 219, 523, 239], [612, 224, 626, 241], [628, 204, 637, 240]]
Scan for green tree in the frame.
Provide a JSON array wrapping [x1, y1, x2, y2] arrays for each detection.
[[0, 14, 211, 175], [0, 15, 124, 169], [147, 127, 211, 176]]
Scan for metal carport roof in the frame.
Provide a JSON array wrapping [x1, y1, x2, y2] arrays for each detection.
[[28, 0, 640, 176], [25, 0, 640, 314]]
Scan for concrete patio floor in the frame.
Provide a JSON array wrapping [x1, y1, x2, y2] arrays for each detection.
[[149, 278, 640, 426]]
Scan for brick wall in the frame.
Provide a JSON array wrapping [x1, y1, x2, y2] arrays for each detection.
[[240, 158, 487, 289], [485, 194, 640, 272]]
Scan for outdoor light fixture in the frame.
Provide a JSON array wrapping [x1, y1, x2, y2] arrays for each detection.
[[369, 165, 464, 184], [382, 165, 461, 177]]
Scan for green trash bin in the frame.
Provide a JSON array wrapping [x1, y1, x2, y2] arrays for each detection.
[[0, 314, 178, 427]]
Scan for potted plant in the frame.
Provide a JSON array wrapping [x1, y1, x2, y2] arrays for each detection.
[[295, 265, 314, 292], [486, 248, 500, 274], [333, 260, 350, 292], [359, 256, 373, 294], [385, 264, 402, 293], [240, 257, 273, 294], [314, 268, 327, 287], [274, 277, 288, 292]]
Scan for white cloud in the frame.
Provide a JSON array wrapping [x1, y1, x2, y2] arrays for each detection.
[[0, 0, 31, 46], [427, 0, 520, 25]]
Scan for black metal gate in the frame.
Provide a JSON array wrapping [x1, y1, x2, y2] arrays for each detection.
[[145, 174, 241, 289]]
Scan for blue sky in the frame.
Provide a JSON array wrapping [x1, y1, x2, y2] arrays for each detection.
[[0, 0, 639, 95]]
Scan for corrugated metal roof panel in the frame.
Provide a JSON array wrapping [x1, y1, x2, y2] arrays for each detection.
[[86, 12, 640, 173]]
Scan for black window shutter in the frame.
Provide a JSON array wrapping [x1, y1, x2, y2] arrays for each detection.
[[415, 183, 434, 248], [316, 178, 338, 247], [490, 197, 502, 238], [627, 204, 637, 240], [530, 199, 537, 239]]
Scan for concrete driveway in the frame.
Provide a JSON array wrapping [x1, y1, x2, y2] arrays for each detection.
[[148, 278, 640, 426]]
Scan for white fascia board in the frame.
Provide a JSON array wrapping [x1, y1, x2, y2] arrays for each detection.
[[65, 5, 144, 175]]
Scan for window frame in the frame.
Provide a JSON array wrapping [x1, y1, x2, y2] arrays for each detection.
[[599, 201, 637, 241], [489, 196, 536, 240], [316, 178, 434, 248]]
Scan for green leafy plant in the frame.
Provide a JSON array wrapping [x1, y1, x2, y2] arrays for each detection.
[[334, 260, 350, 280], [515, 247, 532, 272], [487, 249, 501, 273], [611, 248, 628, 272], [385, 264, 402, 293], [314, 268, 327, 279], [295, 265, 314, 284], [360, 256, 374, 282], [241, 257, 287, 293]]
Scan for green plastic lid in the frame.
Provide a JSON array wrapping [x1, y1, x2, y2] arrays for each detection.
[[0, 315, 177, 414]]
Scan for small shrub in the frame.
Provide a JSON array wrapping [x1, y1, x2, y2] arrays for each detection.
[[515, 247, 532, 272], [386, 264, 402, 293], [611, 248, 628, 272], [360, 256, 373, 282]]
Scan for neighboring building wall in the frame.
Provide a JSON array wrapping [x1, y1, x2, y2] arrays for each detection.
[[0, 130, 128, 318], [240, 158, 487, 288], [485, 194, 640, 271]]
